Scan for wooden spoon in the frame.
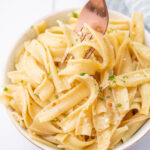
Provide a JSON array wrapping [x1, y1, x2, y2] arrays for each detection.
[[61, 0, 109, 63], [75, 0, 109, 34], [75, 0, 109, 59]]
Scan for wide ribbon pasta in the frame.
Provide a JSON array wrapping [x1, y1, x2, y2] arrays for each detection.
[[1, 11, 150, 150]]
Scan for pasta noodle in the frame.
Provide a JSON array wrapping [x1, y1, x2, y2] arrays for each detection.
[[1, 11, 150, 150]]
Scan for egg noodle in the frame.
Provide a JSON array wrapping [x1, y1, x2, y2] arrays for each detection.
[[1, 11, 150, 150]]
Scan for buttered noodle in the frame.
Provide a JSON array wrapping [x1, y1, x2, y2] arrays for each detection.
[[1, 11, 150, 150]]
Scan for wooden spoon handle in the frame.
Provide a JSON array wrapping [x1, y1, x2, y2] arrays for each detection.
[[90, 0, 106, 7]]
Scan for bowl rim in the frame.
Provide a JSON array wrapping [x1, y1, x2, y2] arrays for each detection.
[[3, 8, 150, 150]]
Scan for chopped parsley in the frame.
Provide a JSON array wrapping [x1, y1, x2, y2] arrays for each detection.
[[99, 97, 104, 101], [106, 96, 110, 98], [48, 72, 51, 77], [50, 119, 58, 122], [121, 80, 126, 83], [55, 95, 59, 99], [108, 87, 112, 91], [123, 75, 128, 79], [3, 88, 8, 92], [34, 93, 37, 96], [72, 11, 78, 18], [80, 73, 86, 76], [116, 103, 122, 107], [108, 74, 115, 81], [30, 25, 34, 29], [144, 74, 147, 77], [99, 89, 102, 93], [20, 80, 24, 83], [98, 87, 102, 93], [113, 80, 116, 83], [75, 38, 78, 42], [64, 115, 68, 118]]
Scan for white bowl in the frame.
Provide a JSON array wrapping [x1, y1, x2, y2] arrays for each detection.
[[3, 9, 150, 150]]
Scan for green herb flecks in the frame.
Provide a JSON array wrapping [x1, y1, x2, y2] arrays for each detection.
[[48, 72, 51, 77], [20, 80, 24, 83], [50, 119, 58, 122], [113, 80, 116, 84], [108, 74, 115, 81], [55, 95, 59, 99], [80, 73, 86, 76], [34, 93, 37, 96], [99, 97, 104, 101], [108, 87, 112, 91], [116, 103, 122, 107], [123, 75, 128, 79], [64, 115, 68, 118], [72, 11, 78, 18], [30, 25, 34, 29], [98, 87, 102, 93], [121, 79, 126, 83], [3, 88, 8, 92], [99, 89, 102, 93]]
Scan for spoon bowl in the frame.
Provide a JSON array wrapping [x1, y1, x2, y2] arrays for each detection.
[[75, 0, 109, 34]]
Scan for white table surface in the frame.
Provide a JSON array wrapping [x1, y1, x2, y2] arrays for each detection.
[[0, 0, 150, 149]]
